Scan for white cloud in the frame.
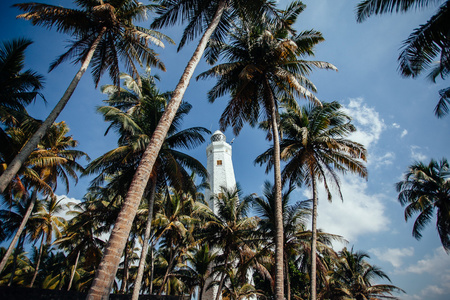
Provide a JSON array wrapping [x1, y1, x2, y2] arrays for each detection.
[[401, 129, 408, 138], [56, 195, 81, 220], [392, 123, 400, 129], [301, 175, 389, 244], [370, 151, 395, 168], [410, 145, 428, 162], [404, 247, 450, 275], [341, 98, 386, 150], [369, 247, 414, 268]]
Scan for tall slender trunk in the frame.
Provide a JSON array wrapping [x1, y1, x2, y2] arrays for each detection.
[[149, 243, 154, 294], [310, 175, 318, 300], [0, 28, 106, 194], [67, 250, 81, 291], [119, 241, 129, 293], [158, 246, 177, 295], [267, 81, 284, 300], [214, 252, 229, 300], [0, 190, 37, 275], [30, 234, 45, 288], [285, 254, 290, 300], [86, 2, 227, 299], [8, 233, 25, 286], [132, 179, 157, 300]]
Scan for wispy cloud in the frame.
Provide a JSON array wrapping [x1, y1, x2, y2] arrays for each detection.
[[401, 129, 408, 138], [301, 176, 389, 245], [410, 145, 427, 161], [341, 98, 386, 150], [369, 247, 414, 268], [400, 247, 450, 300]]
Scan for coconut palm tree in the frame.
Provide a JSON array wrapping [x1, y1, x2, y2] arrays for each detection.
[[198, 186, 258, 300], [356, 0, 450, 117], [256, 102, 367, 300], [28, 196, 66, 287], [90, 0, 276, 296], [152, 189, 199, 295], [0, 0, 170, 193], [396, 158, 450, 252], [176, 243, 217, 300], [250, 181, 343, 300], [0, 121, 87, 275], [322, 247, 404, 299], [83, 72, 209, 298], [198, 4, 337, 298], [0, 38, 44, 127], [54, 199, 106, 291]]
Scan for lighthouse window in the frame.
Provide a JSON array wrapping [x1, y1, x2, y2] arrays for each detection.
[[217, 160, 222, 165]]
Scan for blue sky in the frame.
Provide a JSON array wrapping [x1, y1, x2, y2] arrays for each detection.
[[2, 0, 450, 299]]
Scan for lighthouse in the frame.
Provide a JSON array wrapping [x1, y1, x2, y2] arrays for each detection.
[[202, 130, 237, 300], [204, 130, 237, 214]]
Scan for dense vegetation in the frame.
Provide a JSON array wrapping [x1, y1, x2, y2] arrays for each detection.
[[1, 0, 448, 300]]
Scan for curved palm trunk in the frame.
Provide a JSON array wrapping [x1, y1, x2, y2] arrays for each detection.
[[267, 81, 284, 300], [215, 252, 230, 300], [0, 190, 37, 275], [149, 243, 154, 294], [67, 250, 81, 291], [131, 179, 157, 300], [8, 233, 25, 286], [86, 2, 227, 299], [30, 234, 45, 287], [0, 28, 106, 194], [158, 246, 177, 295], [310, 175, 318, 300]]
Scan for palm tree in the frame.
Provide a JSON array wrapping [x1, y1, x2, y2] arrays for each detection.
[[28, 196, 66, 287], [0, 0, 170, 193], [83, 72, 209, 298], [176, 243, 217, 300], [0, 38, 44, 127], [322, 247, 404, 299], [0, 121, 87, 275], [250, 181, 343, 300], [0, 195, 43, 286], [90, 1, 276, 296], [356, 0, 450, 117], [396, 158, 450, 252], [198, 4, 337, 298], [256, 102, 367, 300], [199, 186, 258, 300], [54, 199, 106, 291]]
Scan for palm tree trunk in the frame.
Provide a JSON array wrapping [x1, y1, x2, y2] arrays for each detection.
[[131, 179, 157, 300], [30, 234, 45, 288], [214, 252, 229, 300], [8, 233, 25, 286], [0, 190, 37, 275], [158, 246, 177, 295], [119, 241, 129, 294], [310, 175, 318, 300], [267, 80, 284, 300], [67, 250, 81, 291], [149, 242, 154, 294], [285, 255, 290, 300], [86, 2, 227, 299], [0, 28, 106, 194]]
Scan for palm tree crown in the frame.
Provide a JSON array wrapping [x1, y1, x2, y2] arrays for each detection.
[[396, 158, 450, 252], [356, 0, 450, 117]]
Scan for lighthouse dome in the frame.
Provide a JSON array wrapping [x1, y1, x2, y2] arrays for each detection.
[[211, 130, 226, 142]]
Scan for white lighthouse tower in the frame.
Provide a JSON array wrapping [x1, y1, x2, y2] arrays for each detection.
[[202, 130, 236, 300], [204, 130, 237, 214]]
